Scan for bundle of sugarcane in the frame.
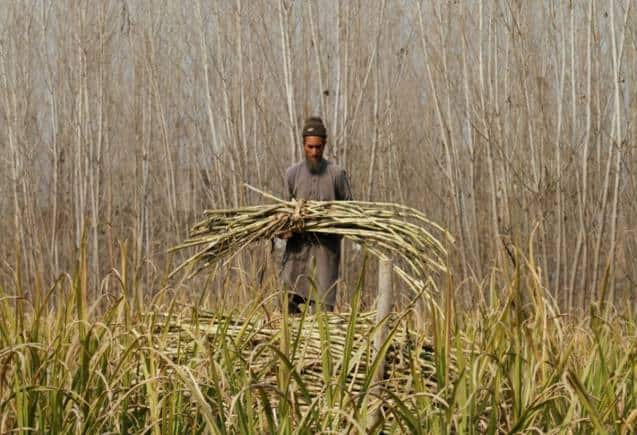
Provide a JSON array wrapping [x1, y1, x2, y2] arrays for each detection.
[[170, 186, 452, 295]]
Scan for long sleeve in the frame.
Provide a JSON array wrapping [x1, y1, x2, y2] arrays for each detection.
[[336, 170, 353, 201], [284, 166, 296, 200]]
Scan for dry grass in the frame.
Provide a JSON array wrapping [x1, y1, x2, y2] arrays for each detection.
[[2, 238, 637, 433]]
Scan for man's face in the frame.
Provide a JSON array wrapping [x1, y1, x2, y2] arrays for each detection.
[[304, 136, 325, 172]]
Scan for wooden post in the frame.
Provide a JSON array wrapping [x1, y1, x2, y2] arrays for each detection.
[[374, 258, 393, 353], [370, 258, 393, 429]]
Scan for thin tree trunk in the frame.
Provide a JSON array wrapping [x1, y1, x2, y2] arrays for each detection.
[[236, 0, 248, 184], [212, 4, 240, 207], [307, 0, 327, 119], [607, 0, 631, 304], [48, 64, 60, 275], [366, 1, 385, 202], [0, 34, 26, 294], [480, 2, 501, 276], [552, 3, 567, 305], [195, 0, 221, 168], [436, 2, 470, 285], [341, 2, 351, 168], [278, 0, 299, 164], [90, 2, 106, 294], [461, 5, 482, 282], [332, 0, 342, 160], [572, 0, 594, 310]]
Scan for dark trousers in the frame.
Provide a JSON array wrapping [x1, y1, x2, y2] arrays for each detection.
[[286, 293, 334, 314]]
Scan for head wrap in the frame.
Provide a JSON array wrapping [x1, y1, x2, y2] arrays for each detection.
[[302, 116, 327, 138]]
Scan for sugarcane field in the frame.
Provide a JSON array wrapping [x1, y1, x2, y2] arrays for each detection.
[[3, 1, 637, 433]]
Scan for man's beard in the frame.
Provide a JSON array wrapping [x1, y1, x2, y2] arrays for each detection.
[[306, 157, 324, 174]]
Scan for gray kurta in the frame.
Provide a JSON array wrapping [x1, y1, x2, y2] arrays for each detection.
[[281, 159, 352, 308]]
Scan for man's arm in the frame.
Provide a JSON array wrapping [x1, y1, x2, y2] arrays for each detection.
[[284, 166, 295, 201], [336, 169, 353, 201], [279, 166, 296, 239]]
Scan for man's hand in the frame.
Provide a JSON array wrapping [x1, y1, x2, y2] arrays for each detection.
[[278, 231, 293, 240]]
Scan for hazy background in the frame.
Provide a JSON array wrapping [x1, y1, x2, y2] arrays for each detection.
[[1, 0, 636, 311]]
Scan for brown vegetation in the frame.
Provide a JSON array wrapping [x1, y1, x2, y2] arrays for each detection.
[[1, 1, 636, 311]]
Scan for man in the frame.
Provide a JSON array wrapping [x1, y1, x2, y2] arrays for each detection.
[[279, 116, 352, 313]]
